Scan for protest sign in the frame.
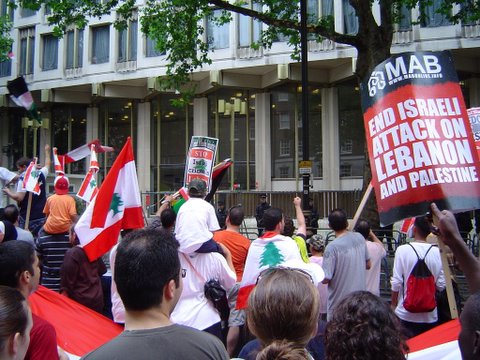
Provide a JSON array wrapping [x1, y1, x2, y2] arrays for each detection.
[[361, 51, 480, 225], [184, 136, 218, 190], [467, 107, 480, 159]]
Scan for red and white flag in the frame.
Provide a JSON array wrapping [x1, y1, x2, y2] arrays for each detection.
[[75, 138, 144, 261], [22, 157, 41, 195], [77, 146, 100, 203], [52, 147, 65, 175], [64, 139, 114, 164]]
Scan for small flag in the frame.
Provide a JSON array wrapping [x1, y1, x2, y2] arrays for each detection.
[[53, 147, 65, 175], [76, 170, 99, 203], [400, 217, 415, 234], [64, 140, 114, 164], [22, 157, 41, 195], [75, 137, 144, 261], [7, 77, 40, 121], [171, 187, 189, 214]]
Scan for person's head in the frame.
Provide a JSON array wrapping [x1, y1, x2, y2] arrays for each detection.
[[260, 194, 268, 203], [3, 205, 19, 225], [262, 208, 284, 232], [227, 205, 244, 227], [247, 267, 320, 360], [328, 208, 349, 232], [54, 176, 69, 195], [0, 286, 33, 360], [307, 234, 325, 254], [325, 291, 408, 360], [114, 228, 182, 314], [413, 215, 431, 240], [459, 292, 480, 360], [0, 241, 39, 296], [188, 178, 206, 198], [354, 219, 371, 240], [160, 208, 176, 229], [15, 157, 30, 172], [282, 215, 295, 237], [0, 221, 17, 243], [217, 201, 225, 209], [69, 223, 79, 246]]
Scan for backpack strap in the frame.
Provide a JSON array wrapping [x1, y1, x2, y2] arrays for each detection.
[[408, 243, 435, 261]]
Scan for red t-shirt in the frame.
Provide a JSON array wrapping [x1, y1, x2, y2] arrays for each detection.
[[213, 230, 251, 282], [25, 314, 59, 360]]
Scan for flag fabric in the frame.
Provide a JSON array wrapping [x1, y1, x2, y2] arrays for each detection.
[[77, 145, 100, 203], [29, 285, 122, 357], [204, 158, 232, 202], [400, 217, 415, 234], [52, 147, 65, 175], [407, 319, 460, 359], [236, 232, 323, 309], [22, 157, 41, 195], [64, 140, 114, 164], [6, 76, 40, 121], [171, 187, 189, 214], [75, 137, 144, 261]]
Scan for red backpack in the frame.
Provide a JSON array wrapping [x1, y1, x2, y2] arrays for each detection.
[[403, 244, 437, 313]]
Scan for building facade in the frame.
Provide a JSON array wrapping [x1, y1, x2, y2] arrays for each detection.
[[1, 1, 480, 196]]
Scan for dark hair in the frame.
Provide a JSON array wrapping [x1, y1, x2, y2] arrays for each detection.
[[328, 208, 349, 232], [3, 205, 19, 224], [15, 157, 31, 168], [354, 219, 370, 240], [414, 216, 431, 239], [0, 241, 36, 288], [228, 205, 244, 226], [325, 291, 408, 360], [115, 228, 180, 311], [263, 208, 283, 231], [0, 286, 29, 353], [247, 268, 320, 357], [160, 208, 176, 229], [282, 216, 295, 237]]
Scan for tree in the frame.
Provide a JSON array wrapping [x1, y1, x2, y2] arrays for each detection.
[[2, 0, 478, 224]]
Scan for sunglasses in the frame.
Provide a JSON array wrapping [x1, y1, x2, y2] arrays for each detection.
[[255, 266, 314, 285]]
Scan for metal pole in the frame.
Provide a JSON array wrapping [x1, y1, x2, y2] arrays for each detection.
[[300, 0, 310, 209]]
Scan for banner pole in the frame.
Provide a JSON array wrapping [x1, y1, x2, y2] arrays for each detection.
[[432, 213, 459, 319], [350, 181, 373, 230], [24, 192, 33, 231]]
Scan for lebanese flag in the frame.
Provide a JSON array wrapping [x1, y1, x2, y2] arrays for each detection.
[[171, 187, 189, 214], [400, 217, 416, 234], [77, 146, 100, 203], [236, 232, 321, 309], [22, 157, 41, 195], [75, 137, 144, 261], [64, 140, 114, 164], [53, 147, 65, 175]]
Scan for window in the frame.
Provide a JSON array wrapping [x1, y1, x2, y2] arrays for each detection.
[[66, 29, 83, 69], [41, 34, 58, 71], [341, 139, 353, 154], [421, 0, 451, 27], [91, 25, 110, 64], [1, 0, 13, 20], [343, 0, 358, 34], [146, 36, 164, 57], [340, 164, 352, 177], [398, 5, 412, 31], [279, 166, 289, 178], [118, 17, 137, 62], [278, 112, 290, 129], [0, 58, 11, 77], [280, 139, 290, 156], [238, 1, 261, 47], [207, 9, 229, 49], [20, 6, 36, 17], [19, 27, 35, 75]]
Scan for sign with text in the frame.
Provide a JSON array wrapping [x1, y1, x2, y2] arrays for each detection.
[[467, 107, 480, 159], [361, 51, 480, 225], [184, 136, 218, 191]]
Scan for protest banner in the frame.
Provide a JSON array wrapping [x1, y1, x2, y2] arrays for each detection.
[[183, 136, 218, 190], [467, 107, 480, 159], [361, 51, 480, 225]]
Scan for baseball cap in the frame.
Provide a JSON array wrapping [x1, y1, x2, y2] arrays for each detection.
[[188, 178, 207, 195], [307, 234, 325, 252], [54, 176, 69, 195], [260, 193, 267, 198]]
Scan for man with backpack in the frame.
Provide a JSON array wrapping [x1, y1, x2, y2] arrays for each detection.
[[391, 215, 446, 338]]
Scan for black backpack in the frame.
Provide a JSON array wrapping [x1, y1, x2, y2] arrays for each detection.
[[403, 244, 437, 313]]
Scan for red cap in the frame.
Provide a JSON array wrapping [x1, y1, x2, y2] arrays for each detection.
[[54, 176, 69, 195]]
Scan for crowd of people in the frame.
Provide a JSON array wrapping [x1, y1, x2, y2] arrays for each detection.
[[0, 151, 480, 359]]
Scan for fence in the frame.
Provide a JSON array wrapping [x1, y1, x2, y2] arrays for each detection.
[[141, 189, 363, 220]]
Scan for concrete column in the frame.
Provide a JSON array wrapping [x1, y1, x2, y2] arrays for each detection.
[[86, 106, 98, 141], [322, 87, 340, 190], [193, 97, 209, 136], [255, 92, 271, 190], [136, 102, 151, 192], [467, 78, 480, 107]]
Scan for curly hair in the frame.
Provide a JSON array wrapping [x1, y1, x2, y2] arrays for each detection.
[[256, 339, 311, 360], [325, 291, 408, 360]]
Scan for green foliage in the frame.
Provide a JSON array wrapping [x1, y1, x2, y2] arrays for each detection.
[[0, 16, 13, 62]]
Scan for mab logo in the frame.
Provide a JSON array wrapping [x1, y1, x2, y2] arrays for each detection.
[[368, 71, 386, 97]]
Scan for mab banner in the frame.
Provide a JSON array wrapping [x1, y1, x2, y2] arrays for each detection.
[[360, 51, 480, 225], [183, 136, 218, 191]]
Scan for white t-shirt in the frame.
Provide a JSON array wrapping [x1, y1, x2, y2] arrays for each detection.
[[391, 242, 446, 324], [174, 198, 220, 253], [365, 241, 387, 296], [109, 244, 125, 324], [171, 252, 236, 330], [0, 167, 17, 207]]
